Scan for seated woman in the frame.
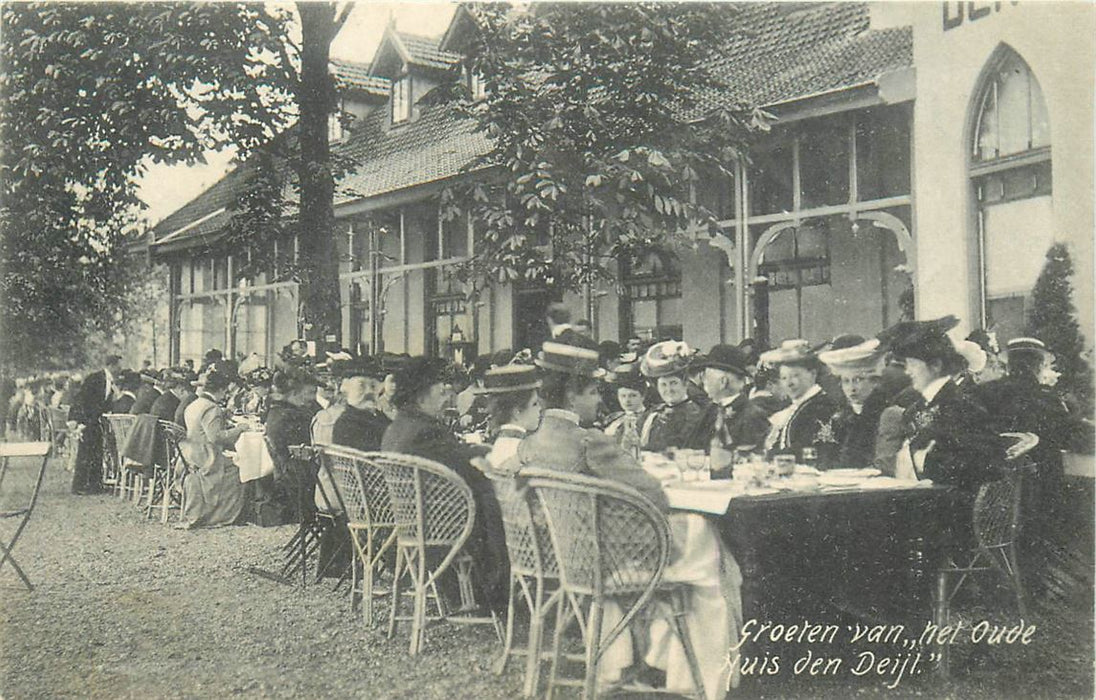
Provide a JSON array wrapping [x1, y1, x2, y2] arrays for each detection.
[[515, 340, 668, 509], [476, 364, 543, 472], [878, 316, 1006, 491], [380, 356, 506, 612], [817, 339, 889, 468], [760, 340, 841, 468], [638, 341, 708, 453], [602, 358, 650, 456], [515, 340, 737, 697], [263, 367, 319, 523], [179, 370, 248, 529]]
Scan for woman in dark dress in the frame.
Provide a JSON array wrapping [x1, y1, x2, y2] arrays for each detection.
[[760, 340, 841, 468], [818, 339, 889, 469], [638, 341, 708, 453], [380, 356, 505, 612], [261, 367, 319, 524]]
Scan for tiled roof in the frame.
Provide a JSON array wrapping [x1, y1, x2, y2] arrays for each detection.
[[396, 32, 462, 71], [336, 102, 490, 204], [330, 58, 391, 96], [700, 3, 912, 112], [151, 3, 912, 250]]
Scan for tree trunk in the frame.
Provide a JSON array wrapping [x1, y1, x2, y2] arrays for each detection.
[[296, 2, 342, 352]]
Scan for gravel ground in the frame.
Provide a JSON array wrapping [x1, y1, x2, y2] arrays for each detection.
[[1, 457, 1091, 699]]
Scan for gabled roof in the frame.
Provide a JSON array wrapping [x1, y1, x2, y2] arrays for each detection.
[[330, 58, 391, 98], [369, 27, 462, 78]]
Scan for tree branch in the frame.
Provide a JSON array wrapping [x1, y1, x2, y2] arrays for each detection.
[[333, 3, 354, 34]]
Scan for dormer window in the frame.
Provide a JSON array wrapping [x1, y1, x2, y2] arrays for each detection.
[[328, 111, 344, 143], [392, 75, 412, 123], [463, 64, 486, 101]]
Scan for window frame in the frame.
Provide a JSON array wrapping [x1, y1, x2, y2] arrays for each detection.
[[391, 74, 412, 124]]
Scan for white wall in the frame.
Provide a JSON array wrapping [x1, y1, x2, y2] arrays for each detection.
[[909, 2, 1094, 344]]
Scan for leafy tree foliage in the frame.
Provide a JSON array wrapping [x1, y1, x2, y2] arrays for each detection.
[[1026, 243, 1093, 412], [0, 3, 295, 370], [440, 2, 765, 297]]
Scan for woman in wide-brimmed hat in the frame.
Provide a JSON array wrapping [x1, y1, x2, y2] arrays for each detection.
[[637, 340, 708, 453], [380, 356, 508, 613], [475, 364, 543, 472], [818, 338, 888, 469], [876, 316, 1005, 490], [758, 339, 841, 466]]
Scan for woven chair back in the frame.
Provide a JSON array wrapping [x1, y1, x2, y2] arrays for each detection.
[[103, 413, 137, 449], [973, 465, 1024, 550], [366, 452, 475, 550], [492, 476, 557, 578], [520, 468, 669, 598], [318, 446, 396, 530], [158, 421, 187, 471]]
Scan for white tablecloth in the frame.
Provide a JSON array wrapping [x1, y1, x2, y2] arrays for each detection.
[[232, 431, 274, 483]]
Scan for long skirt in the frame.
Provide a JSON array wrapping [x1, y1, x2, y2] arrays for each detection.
[[182, 457, 246, 528]]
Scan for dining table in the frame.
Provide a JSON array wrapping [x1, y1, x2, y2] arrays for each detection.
[[640, 453, 966, 679]]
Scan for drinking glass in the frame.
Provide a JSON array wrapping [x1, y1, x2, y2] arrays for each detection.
[[687, 452, 710, 481], [774, 454, 796, 477]]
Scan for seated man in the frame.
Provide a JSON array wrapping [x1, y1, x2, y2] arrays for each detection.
[[693, 344, 772, 453]]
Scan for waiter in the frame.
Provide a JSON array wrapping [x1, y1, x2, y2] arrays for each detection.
[[69, 354, 122, 495]]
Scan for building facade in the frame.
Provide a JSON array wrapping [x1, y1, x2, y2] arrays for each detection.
[[141, 3, 1094, 367]]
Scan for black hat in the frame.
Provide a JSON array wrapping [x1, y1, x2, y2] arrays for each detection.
[[695, 344, 750, 377], [474, 364, 542, 395], [606, 360, 647, 391], [392, 357, 449, 408], [877, 316, 960, 362]]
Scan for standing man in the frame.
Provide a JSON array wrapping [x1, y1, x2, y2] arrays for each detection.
[[69, 354, 122, 495]]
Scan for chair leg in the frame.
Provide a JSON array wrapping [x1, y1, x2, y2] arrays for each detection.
[[524, 579, 548, 698], [546, 590, 569, 700], [583, 599, 603, 700], [161, 468, 172, 524], [495, 574, 518, 675], [388, 546, 404, 640], [411, 547, 428, 655], [934, 570, 950, 678], [669, 588, 707, 700], [362, 528, 374, 627], [0, 542, 33, 591], [1004, 543, 1027, 618]]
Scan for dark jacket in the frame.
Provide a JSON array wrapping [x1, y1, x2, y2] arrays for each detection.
[[112, 393, 137, 414], [264, 399, 313, 478], [131, 385, 162, 415], [149, 391, 182, 424], [831, 389, 889, 469], [770, 388, 842, 468], [642, 398, 707, 452], [70, 369, 111, 426], [977, 375, 1082, 461], [332, 404, 390, 453], [693, 393, 773, 452], [174, 391, 197, 428], [902, 379, 1006, 491]]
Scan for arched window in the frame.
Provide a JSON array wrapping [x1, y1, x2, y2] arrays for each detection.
[[970, 48, 1052, 341]]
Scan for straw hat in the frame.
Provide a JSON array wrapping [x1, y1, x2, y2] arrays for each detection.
[[818, 339, 885, 377], [758, 339, 819, 368], [474, 364, 542, 395], [535, 341, 605, 378], [639, 340, 695, 378]]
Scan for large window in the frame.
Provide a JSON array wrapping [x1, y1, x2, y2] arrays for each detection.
[[391, 75, 412, 123], [971, 49, 1052, 341], [622, 251, 683, 341]]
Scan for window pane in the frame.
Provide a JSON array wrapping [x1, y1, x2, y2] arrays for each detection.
[[799, 117, 850, 208], [631, 299, 657, 338], [996, 59, 1031, 157], [986, 296, 1026, 345], [857, 106, 911, 200], [975, 86, 998, 161], [982, 195, 1053, 297], [1030, 75, 1050, 149], [748, 142, 793, 215]]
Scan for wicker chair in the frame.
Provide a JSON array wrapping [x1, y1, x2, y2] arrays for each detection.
[[934, 432, 1039, 676], [47, 406, 71, 467], [101, 414, 136, 499], [154, 421, 187, 524], [522, 469, 707, 700], [368, 451, 498, 655], [282, 445, 342, 586], [317, 446, 397, 627], [492, 475, 561, 697]]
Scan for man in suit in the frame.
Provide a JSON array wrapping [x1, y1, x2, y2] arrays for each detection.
[[130, 370, 163, 415], [69, 354, 122, 494], [693, 344, 772, 452], [111, 370, 141, 413], [149, 369, 188, 423]]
